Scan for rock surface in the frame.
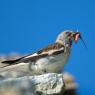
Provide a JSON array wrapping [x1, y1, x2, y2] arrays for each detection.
[[0, 73, 78, 95], [0, 73, 65, 95]]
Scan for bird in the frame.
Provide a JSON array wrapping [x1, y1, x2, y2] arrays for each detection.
[[1, 30, 84, 75]]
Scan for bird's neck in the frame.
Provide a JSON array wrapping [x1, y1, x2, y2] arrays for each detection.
[[56, 39, 72, 48]]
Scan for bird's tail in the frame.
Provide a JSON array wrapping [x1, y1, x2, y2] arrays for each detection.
[[2, 58, 21, 65], [0, 58, 24, 73], [0, 57, 23, 69]]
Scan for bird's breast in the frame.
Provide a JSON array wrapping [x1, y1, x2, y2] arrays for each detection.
[[30, 52, 70, 74]]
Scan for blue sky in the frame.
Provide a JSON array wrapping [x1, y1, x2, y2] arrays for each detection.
[[0, 0, 95, 95]]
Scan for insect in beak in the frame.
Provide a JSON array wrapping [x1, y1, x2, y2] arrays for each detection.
[[74, 32, 87, 48]]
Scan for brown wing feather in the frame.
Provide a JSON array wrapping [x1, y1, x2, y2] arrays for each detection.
[[37, 43, 64, 54]]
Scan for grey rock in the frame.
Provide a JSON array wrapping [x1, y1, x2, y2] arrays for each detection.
[[0, 73, 65, 95]]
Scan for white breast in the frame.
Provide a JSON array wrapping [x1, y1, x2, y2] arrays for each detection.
[[30, 52, 70, 74]]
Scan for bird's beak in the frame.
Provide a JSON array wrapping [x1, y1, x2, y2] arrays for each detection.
[[74, 32, 87, 48]]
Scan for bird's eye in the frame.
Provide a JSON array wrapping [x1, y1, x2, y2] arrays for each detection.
[[66, 32, 71, 36], [66, 32, 69, 34]]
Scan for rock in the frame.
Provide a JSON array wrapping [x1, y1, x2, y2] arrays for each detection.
[[0, 73, 65, 95]]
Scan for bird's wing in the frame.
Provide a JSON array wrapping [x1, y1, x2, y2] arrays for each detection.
[[1, 43, 65, 65], [22, 42, 65, 61], [37, 43, 64, 54]]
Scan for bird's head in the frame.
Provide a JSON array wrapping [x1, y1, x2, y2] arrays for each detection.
[[56, 30, 86, 47]]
